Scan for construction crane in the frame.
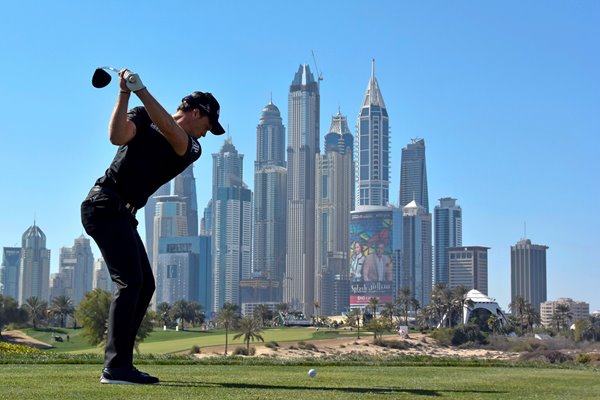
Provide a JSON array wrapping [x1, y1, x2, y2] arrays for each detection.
[[312, 50, 323, 84]]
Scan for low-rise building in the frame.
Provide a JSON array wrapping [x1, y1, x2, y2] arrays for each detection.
[[540, 298, 589, 327]]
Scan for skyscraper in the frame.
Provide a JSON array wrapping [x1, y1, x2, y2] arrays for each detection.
[[54, 235, 94, 306], [400, 201, 432, 306], [93, 257, 114, 293], [18, 222, 50, 305], [434, 198, 462, 284], [399, 138, 429, 211], [448, 246, 489, 295], [315, 111, 354, 315], [285, 64, 320, 316], [357, 60, 390, 207], [253, 100, 287, 302], [173, 164, 199, 237], [152, 195, 190, 307], [511, 239, 548, 312], [1, 247, 21, 300], [212, 138, 252, 312], [144, 182, 170, 266]]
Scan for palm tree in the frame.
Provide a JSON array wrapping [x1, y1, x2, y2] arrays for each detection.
[[380, 302, 396, 329], [430, 284, 452, 327], [553, 303, 572, 333], [368, 297, 379, 319], [509, 296, 527, 335], [188, 301, 205, 328], [48, 295, 74, 328], [23, 297, 48, 329], [346, 308, 362, 339], [233, 316, 264, 352], [253, 304, 272, 327], [396, 287, 413, 326], [487, 314, 500, 335], [156, 302, 172, 328], [170, 299, 191, 330], [215, 302, 240, 355], [452, 286, 471, 326], [523, 303, 540, 334], [313, 301, 320, 326]]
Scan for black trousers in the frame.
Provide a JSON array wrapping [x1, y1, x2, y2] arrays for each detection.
[[81, 187, 155, 368]]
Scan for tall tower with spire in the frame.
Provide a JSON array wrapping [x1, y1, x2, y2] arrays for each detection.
[[253, 100, 287, 300], [357, 60, 390, 207], [285, 64, 320, 316], [18, 221, 50, 304], [212, 138, 252, 312], [315, 111, 354, 315]]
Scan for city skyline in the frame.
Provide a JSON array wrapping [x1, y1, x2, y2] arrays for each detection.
[[1, 1, 598, 311]]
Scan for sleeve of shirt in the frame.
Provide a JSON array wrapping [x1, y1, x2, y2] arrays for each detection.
[[127, 106, 151, 136], [183, 136, 202, 163]]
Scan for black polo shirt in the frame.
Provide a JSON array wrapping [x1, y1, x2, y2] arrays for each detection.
[[95, 106, 202, 208]]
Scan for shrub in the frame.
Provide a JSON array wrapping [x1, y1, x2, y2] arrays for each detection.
[[518, 349, 573, 364], [576, 353, 591, 364], [232, 346, 256, 356], [430, 325, 487, 347], [265, 341, 279, 349], [373, 338, 408, 350], [297, 341, 318, 351], [0, 342, 44, 355], [189, 345, 201, 354]]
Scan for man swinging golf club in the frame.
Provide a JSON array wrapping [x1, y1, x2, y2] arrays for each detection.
[[81, 68, 224, 384]]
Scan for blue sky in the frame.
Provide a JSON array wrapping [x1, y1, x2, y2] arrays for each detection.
[[1, 1, 598, 311]]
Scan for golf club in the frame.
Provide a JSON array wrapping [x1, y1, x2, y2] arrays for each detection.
[[92, 66, 140, 89]]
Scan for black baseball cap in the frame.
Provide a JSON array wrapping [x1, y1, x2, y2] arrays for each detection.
[[181, 92, 225, 135]]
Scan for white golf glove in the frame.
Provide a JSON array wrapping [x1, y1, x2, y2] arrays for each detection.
[[124, 71, 146, 92]]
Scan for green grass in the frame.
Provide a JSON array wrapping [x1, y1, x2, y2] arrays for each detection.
[[22, 326, 359, 354], [0, 363, 598, 399], [4, 329, 600, 399]]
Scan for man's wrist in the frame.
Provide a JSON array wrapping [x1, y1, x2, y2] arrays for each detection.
[[119, 90, 131, 95]]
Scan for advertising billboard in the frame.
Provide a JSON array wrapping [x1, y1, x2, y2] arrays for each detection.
[[349, 209, 394, 306]]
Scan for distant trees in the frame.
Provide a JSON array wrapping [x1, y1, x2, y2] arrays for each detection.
[[156, 302, 172, 328], [23, 297, 48, 330], [48, 295, 74, 328], [509, 296, 540, 335], [346, 308, 362, 339], [253, 304, 273, 327], [0, 295, 28, 337], [368, 297, 379, 319], [170, 300, 204, 330], [552, 303, 573, 333]]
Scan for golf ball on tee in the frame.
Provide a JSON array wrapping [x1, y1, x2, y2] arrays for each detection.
[[308, 368, 317, 378]]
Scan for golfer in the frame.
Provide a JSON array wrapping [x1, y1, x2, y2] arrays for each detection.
[[81, 69, 224, 384]]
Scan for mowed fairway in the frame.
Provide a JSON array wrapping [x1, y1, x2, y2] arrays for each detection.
[[0, 363, 598, 400]]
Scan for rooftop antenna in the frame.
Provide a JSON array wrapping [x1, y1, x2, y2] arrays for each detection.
[[524, 221, 527, 239]]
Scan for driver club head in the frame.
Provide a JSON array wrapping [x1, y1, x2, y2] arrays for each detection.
[[92, 68, 112, 88], [92, 66, 121, 88]]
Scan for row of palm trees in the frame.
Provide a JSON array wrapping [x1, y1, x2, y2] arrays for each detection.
[[345, 285, 475, 330], [156, 300, 205, 330], [214, 302, 265, 355], [508, 296, 540, 335], [0, 295, 76, 331]]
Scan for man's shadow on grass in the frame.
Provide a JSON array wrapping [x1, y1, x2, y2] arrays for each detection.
[[160, 380, 506, 397]]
